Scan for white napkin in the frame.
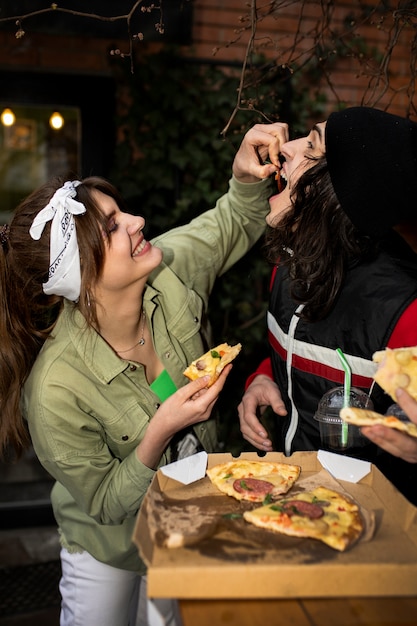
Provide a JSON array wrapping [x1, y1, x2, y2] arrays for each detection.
[[317, 449, 371, 483], [159, 451, 208, 484]]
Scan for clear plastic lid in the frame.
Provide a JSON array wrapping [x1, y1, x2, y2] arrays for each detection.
[[314, 386, 373, 424]]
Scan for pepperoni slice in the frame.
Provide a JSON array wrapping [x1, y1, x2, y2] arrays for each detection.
[[281, 500, 324, 519], [233, 477, 274, 495]]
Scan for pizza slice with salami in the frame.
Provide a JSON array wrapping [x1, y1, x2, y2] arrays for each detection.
[[243, 485, 364, 551], [206, 459, 301, 503]]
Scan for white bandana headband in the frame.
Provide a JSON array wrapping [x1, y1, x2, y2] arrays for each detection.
[[29, 180, 86, 301]]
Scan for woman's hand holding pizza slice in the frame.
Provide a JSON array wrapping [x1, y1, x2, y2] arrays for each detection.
[[183, 343, 242, 388]]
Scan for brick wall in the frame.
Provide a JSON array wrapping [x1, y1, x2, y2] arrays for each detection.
[[0, 30, 122, 74], [188, 0, 416, 119], [0, 1, 415, 120]]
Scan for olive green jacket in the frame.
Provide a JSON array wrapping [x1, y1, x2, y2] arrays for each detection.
[[23, 176, 272, 572]]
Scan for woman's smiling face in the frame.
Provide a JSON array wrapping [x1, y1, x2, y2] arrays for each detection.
[[92, 189, 162, 295], [267, 121, 326, 226]]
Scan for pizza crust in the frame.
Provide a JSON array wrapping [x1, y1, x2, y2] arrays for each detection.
[[243, 486, 364, 551], [183, 343, 242, 387], [340, 407, 417, 438], [206, 459, 301, 503]]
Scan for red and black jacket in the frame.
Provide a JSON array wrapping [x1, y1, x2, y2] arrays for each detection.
[[248, 249, 417, 503]]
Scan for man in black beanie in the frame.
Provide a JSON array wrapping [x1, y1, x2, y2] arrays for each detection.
[[326, 107, 417, 241], [238, 107, 417, 505]]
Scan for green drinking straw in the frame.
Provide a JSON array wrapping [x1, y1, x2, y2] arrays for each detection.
[[336, 348, 350, 446]]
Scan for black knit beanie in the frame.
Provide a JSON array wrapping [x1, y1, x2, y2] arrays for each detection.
[[325, 107, 417, 239]]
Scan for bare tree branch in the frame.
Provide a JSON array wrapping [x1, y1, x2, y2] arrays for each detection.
[[1, 1, 416, 120]]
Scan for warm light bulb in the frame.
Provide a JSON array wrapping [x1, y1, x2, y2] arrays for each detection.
[[49, 111, 64, 130], [1, 108, 16, 126]]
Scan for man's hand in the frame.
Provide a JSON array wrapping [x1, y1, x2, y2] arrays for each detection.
[[237, 375, 287, 451], [361, 388, 417, 463]]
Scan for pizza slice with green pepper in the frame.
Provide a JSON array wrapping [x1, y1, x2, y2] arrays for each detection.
[[206, 459, 301, 503], [183, 342, 242, 387], [243, 485, 364, 551]]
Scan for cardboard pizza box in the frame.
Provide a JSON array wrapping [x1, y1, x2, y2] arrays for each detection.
[[133, 451, 417, 599]]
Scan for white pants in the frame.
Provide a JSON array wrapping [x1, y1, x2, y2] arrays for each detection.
[[59, 548, 182, 626]]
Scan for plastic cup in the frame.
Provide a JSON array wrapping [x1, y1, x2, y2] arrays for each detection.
[[385, 403, 408, 421], [314, 386, 374, 454]]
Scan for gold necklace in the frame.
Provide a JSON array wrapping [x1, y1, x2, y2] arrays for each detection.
[[116, 310, 146, 353]]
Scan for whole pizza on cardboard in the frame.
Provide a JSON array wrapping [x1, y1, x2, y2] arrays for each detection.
[[142, 459, 371, 553]]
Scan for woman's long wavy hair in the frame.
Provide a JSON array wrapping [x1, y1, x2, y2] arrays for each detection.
[[0, 175, 126, 458], [264, 157, 378, 323]]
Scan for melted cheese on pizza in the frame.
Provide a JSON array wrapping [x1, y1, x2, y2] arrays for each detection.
[[243, 486, 363, 551], [373, 347, 417, 402], [183, 343, 242, 387], [206, 459, 301, 503]]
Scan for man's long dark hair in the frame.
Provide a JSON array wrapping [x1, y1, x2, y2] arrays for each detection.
[[264, 157, 378, 323]]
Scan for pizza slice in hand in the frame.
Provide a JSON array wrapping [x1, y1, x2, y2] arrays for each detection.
[[183, 342, 242, 387], [340, 347, 417, 438], [340, 407, 417, 438], [372, 346, 417, 402]]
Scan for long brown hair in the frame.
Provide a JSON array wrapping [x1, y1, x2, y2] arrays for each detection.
[[0, 175, 126, 458], [264, 157, 377, 322]]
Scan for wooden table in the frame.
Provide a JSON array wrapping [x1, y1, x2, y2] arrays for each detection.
[[179, 597, 417, 626]]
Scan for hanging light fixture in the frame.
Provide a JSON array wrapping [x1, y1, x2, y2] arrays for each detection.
[[49, 111, 64, 130], [1, 108, 16, 126]]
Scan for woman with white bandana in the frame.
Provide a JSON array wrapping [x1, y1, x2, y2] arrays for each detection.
[[0, 123, 286, 626]]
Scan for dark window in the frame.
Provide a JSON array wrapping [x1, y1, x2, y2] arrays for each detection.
[[0, 71, 115, 222]]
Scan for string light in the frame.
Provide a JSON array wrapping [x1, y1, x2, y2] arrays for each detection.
[[1, 108, 16, 126], [49, 111, 64, 130]]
